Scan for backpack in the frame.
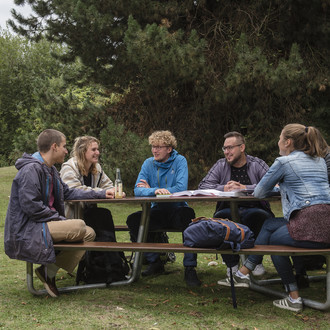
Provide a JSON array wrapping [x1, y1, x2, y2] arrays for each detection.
[[76, 228, 130, 285], [183, 217, 255, 309], [183, 217, 255, 251]]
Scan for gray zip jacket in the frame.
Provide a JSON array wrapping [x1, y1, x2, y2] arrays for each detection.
[[198, 154, 272, 214]]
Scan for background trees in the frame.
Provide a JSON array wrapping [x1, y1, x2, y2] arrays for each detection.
[[2, 0, 329, 188]]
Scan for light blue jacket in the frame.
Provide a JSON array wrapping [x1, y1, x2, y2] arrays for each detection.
[[254, 150, 330, 220], [134, 149, 188, 209]]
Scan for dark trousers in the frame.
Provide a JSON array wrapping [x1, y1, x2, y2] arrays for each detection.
[[214, 207, 273, 267], [126, 206, 197, 267], [84, 207, 116, 239]]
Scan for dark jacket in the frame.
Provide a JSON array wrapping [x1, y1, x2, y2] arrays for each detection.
[[4, 152, 106, 264]]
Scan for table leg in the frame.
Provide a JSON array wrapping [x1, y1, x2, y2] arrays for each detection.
[[129, 202, 151, 282], [229, 200, 240, 222]]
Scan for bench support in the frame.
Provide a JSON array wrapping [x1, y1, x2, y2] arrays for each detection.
[[26, 244, 330, 311]]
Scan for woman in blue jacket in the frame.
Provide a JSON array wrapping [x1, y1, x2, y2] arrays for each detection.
[[218, 123, 330, 312]]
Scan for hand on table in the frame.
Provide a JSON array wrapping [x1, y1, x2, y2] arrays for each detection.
[[224, 180, 246, 192], [155, 188, 171, 195], [105, 188, 126, 199]]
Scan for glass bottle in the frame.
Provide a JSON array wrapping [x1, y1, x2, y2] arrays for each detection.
[[115, 168, 123, 198]]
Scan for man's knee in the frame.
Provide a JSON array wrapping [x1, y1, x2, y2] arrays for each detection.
[[69, 219, 90, 241], [71, 220, 95, 242], [84, 225, 96, 242]]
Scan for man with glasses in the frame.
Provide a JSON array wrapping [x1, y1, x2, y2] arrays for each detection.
[[199, 131, 273, 278], [126, 130, 201, 286]]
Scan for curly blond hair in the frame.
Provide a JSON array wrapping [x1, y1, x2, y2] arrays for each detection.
[[148, 130, 177, 148]]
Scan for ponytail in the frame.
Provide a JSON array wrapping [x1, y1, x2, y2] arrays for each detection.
[[282, 124, 328, 158]]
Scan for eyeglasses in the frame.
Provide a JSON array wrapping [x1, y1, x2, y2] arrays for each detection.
[[151, 145, 168, 150], [222, 144, 242, 152]]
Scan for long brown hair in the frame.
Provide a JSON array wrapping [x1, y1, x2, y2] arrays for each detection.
[[71, 136, 100, 176], [282, 124, 328, 158]]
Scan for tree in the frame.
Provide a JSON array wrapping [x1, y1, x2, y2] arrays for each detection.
[[9, 1, 330, 185], [0, 29, 111, 165], [0, 30, 66, 164]]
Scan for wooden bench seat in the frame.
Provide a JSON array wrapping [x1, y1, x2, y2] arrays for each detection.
[[52, 241, 330, 256], [26, 242, 330, 311]]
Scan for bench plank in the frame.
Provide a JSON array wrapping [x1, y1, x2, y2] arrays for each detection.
[[53, 242, 330, 256]]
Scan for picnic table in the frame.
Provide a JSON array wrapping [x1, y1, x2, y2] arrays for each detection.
[[25, 195, 330, 311]]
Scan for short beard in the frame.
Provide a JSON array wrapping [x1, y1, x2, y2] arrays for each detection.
[[226, 155, 241, 167]]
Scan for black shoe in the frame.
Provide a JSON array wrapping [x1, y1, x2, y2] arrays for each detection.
[[296, 274, 309, 289], [184, 267, 201, 287], [142, 259, 165, 276], [35, 265, 59, 297]]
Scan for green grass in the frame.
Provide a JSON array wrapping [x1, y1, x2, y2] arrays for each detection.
[[1, 166, 329, 329]]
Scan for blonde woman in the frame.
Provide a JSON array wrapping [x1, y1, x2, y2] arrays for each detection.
[[60, 136, 121, 234]]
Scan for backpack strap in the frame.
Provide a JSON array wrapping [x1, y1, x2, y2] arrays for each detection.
[[228, 266, 238, 309], [210, 219, 231, 241], [191, 217, 232, 241], [231, 222, 245, 242]]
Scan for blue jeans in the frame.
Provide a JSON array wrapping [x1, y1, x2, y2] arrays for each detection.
[[244, 218, 330, 292], [215, 207, 273, 267], [127, 206, 197, 267]]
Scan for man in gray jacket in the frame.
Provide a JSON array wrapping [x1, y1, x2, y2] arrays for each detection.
[[199, 131, 273, 277], [4, 129, 114, 297]]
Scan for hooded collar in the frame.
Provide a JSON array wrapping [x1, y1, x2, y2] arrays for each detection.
[[153, 149, 178, 169]]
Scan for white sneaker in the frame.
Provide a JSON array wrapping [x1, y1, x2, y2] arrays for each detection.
[[218, 273, 250, 288], [226, 264, 239, 278], [252, 264, 266, 276], [273, 296, 303, 312]]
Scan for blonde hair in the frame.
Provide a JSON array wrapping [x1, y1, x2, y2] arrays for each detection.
[[71, 136, 100, 176], [148, 130, 177, 148], [282, 123, 328, 158]]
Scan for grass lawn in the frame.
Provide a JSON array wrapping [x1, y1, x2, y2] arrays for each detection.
[[0, 166, 329, 329]]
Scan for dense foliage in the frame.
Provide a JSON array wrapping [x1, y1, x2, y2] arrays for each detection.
[[2, 0, 329, 187]]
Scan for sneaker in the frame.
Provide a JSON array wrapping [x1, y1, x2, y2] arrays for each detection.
[[184, 267, 202, 287], [142, 259, 165, 276], [252, 264, 266, 276], [217, 273, 250, 288], [35, 265, 59, 298], [226, 264, 239, 278], [273, 296, 303, 312]]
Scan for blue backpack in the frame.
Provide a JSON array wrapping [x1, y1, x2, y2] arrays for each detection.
[[183, 217, 255, 252]]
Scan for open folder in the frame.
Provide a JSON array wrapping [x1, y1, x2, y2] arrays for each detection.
[[169, 189, 252, 197]]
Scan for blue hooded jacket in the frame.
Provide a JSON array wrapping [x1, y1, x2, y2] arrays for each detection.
[[134, 149, 188, 209], [4, 152, 106, 264]]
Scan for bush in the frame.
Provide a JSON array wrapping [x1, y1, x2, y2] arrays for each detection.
[[100, 118, 150, 195]]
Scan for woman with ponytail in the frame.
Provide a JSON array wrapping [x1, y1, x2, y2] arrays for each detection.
[[218, 124, 330, 312]]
